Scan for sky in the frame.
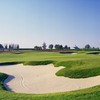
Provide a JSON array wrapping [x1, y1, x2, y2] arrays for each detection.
[[0, 0, 100, 48]]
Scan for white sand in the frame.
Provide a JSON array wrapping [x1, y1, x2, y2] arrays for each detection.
[[0, 64, 100, 94]]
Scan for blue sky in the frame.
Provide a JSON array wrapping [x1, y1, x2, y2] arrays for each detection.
[[0, 0, 100, 48]]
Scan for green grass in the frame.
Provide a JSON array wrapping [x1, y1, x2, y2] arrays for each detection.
[[0, 51, 100, 99], [56, 67, 100, 78], [54, 60, 100, 78]]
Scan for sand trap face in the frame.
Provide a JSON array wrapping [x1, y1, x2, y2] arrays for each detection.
[[0, 64, 100, 94]]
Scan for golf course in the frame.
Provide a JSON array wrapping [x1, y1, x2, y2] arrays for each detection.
[[0, 0, 100, 99], [0, 51, 100, 100]]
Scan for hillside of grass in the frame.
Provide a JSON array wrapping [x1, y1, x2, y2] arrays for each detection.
[[54, 60, 100, 78]]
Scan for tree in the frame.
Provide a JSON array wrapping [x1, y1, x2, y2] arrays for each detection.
[[64, 45, 68, 49], [0, 44, 4, 51], [16, 44, 19, 50], [42, 42, 47, 50], [9, 44, 11, 51], [12, 44, 14, 50], [49, 44, 53, 50], [64, 45, 70, 50], [34, 46, 42, 50], [85, 44, 91, 49], [4, 44, 8, 50], [55, 44, 63, 50], [55, 44, 59, 49], [74, 45, 80, 50], [68, 47, 70, 50]]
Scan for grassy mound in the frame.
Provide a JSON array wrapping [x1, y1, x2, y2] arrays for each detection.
[[53, 60, 85, 68], [56, 67, 100, 78], [54, 60, 100, 78]]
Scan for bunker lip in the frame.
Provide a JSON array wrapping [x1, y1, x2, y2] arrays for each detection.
[[0, 64, 100, 94]]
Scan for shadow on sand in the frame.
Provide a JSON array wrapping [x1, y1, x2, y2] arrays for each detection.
[[3, 75, 15, 92]]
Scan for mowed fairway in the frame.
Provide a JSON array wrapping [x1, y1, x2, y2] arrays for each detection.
[[0, 51, 100, 100]]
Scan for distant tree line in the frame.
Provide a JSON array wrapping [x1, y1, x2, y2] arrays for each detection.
[[0, 44, 19, 51], [0, 42, 99, 51], [34, 42, 71, 50], [83, 44, 99, 50], [33, 43, 100, 51]]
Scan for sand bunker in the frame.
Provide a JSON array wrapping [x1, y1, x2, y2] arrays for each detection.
[[0, 64, 100, 94]]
